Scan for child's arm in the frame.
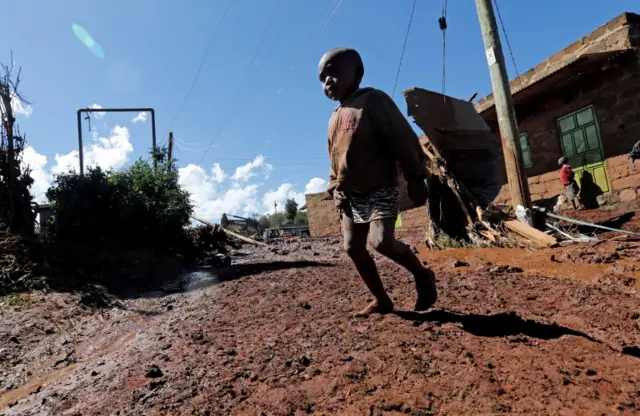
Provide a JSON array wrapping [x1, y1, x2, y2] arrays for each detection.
[[369, 90, 427, 181]]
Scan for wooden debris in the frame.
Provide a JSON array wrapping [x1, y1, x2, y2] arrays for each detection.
[[504, 220, 558, 247], [191, 216, 267, 247]]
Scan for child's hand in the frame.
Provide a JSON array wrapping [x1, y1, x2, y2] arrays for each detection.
[[333, 191, 348, 209], [407, 179, 428, 207]]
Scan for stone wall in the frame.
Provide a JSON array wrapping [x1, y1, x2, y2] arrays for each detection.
[[305, 192, 341, 237]]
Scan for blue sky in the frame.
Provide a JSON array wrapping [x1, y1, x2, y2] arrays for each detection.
[[2, 0, 638, 220]]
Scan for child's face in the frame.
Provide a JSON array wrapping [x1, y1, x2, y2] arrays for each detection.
[[318, 53, 358, 101]]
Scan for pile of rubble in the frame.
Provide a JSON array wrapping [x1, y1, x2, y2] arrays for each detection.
[[403, 88, 638, 249], [0, 230, 43, 296]]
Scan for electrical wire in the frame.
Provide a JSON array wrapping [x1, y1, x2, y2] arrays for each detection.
[[391, 0, 417, 98], [166, 0, 235, 134], [179, 0, 283, 182], [493, 0, 519, 77], [177, 0, 344, 181], [172, 0, 346, 152], [439, 0, 448, 96]]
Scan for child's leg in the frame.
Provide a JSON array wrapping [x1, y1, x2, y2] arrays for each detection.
[[369, 218, 437, 311], [342, 214, 393, 316]]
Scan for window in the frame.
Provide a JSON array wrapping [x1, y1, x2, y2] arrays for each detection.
[[519, 133, 533, 168]]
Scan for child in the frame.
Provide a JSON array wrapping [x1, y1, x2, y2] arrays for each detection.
[[317, 47, 437, 317], [558, 157, 581, 210]]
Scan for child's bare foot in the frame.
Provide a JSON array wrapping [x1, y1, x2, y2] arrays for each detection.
[[353, 298, 394, 318], [414, 268, 437, 311]]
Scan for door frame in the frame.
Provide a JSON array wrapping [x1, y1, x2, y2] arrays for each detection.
[[556, 104, 610, 193]]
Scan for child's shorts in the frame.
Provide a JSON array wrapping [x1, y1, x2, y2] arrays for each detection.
[[564, 181, 579, 199], [344, 187, 400, 224]]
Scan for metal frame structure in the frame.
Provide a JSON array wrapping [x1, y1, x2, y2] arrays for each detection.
[[76, 107, 156, 175]]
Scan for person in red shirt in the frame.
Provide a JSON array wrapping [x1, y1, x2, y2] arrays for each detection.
[[558, 157, 582, 210]]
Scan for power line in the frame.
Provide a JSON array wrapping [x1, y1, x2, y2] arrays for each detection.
[[493, 0, 519, 77], [439, 0, 448, 95], [391, 0, 417, 97], [167, 0, 235, 133], [180, 0, 283, 182], [169, 0, 346, 153]]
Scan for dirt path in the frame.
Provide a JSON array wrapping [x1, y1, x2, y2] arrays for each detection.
[[1, 237, 639, 415]]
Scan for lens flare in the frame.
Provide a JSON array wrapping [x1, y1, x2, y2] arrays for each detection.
[[72, 23, 105, 59]]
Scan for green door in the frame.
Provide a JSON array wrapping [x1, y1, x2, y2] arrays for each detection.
[[557, 106, 609, 193]]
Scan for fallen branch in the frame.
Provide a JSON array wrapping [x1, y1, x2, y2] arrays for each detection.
[[191, 216, 266, 247]]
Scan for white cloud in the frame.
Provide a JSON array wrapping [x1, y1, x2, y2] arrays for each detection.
[[304, 177, 326, 194], [178, 162, 261, 220], [211, 163, 226, 183], [131, 112, 147, 124], [89, 103, 106, 119], [22, 133, 322, 224], [52, 125, 133, 174], [231, 155, 273, 182], [21, 125, 134, 203], [21, 146, 51, 202], [11, 93, 33, 118], [263, 183, 306, 214]]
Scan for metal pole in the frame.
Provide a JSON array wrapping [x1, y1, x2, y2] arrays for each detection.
[[75, 107, 156, 175], [474, 0, 531, 209], [76, 110, 84, 175], [167, 132, 174, 171], [151, 110, 157, 168]]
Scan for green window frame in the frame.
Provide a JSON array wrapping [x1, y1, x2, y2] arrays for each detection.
[[519, 132, 533, 168]]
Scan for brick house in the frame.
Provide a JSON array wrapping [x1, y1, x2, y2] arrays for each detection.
[[476, 12, 640, 206]]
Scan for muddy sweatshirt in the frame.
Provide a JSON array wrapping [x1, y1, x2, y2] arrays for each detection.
[[326, 87, 427, 194]]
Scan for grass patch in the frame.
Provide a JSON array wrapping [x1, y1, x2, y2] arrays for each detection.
[[0, 293, 33, 308]]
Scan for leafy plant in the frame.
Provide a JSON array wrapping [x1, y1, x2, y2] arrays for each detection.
[[43, 148, 193, 254], [284, 199, 298, 223]]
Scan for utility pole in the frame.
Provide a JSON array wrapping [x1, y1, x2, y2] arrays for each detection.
[[474, 0, 531, 209], [274, 201, 279, 228], [167, 132, 174, 172]]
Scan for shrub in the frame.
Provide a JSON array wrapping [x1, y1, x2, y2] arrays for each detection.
[[43, 149, 193, 254]]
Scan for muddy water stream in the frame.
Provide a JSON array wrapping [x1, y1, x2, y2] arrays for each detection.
[[0, 268, 217, 412]]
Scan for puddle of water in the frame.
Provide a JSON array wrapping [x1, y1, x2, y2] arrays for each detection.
[[419, 247, 640, 284], [0, 364, 77, 409], [0, 332, 137, 411], [181, 269, 219, 292]]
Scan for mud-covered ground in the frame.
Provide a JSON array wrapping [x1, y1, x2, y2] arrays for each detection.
[[1, 211, 640, 415]]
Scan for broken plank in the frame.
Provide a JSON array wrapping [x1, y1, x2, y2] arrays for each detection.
[[504, 220, 558, 247], [191, 216, 267, 247]]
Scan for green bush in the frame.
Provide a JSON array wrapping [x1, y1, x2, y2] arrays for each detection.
[[43, 149, 193, 254]]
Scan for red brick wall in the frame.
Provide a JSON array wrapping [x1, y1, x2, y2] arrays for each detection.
[[487, 52, 640, 205], [480, 13, 640, 206]]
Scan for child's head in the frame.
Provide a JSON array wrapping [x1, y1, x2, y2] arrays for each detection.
[[558, 157, 568, 167], [318, 47, 364, 101]]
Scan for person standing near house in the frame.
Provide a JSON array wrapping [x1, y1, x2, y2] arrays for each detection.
[[628, 139, 640, 170], [558, 157, 582, 210], [317, 47, 437, 317]]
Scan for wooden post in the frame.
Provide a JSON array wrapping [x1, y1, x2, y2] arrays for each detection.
[[474, 0, 531, 209]]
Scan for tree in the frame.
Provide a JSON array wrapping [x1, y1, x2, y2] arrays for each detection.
[[0, 55, 35, 236], [284, 199, 298, 224], [294, 210, 308, 224], [44, 147, 193, 253]]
